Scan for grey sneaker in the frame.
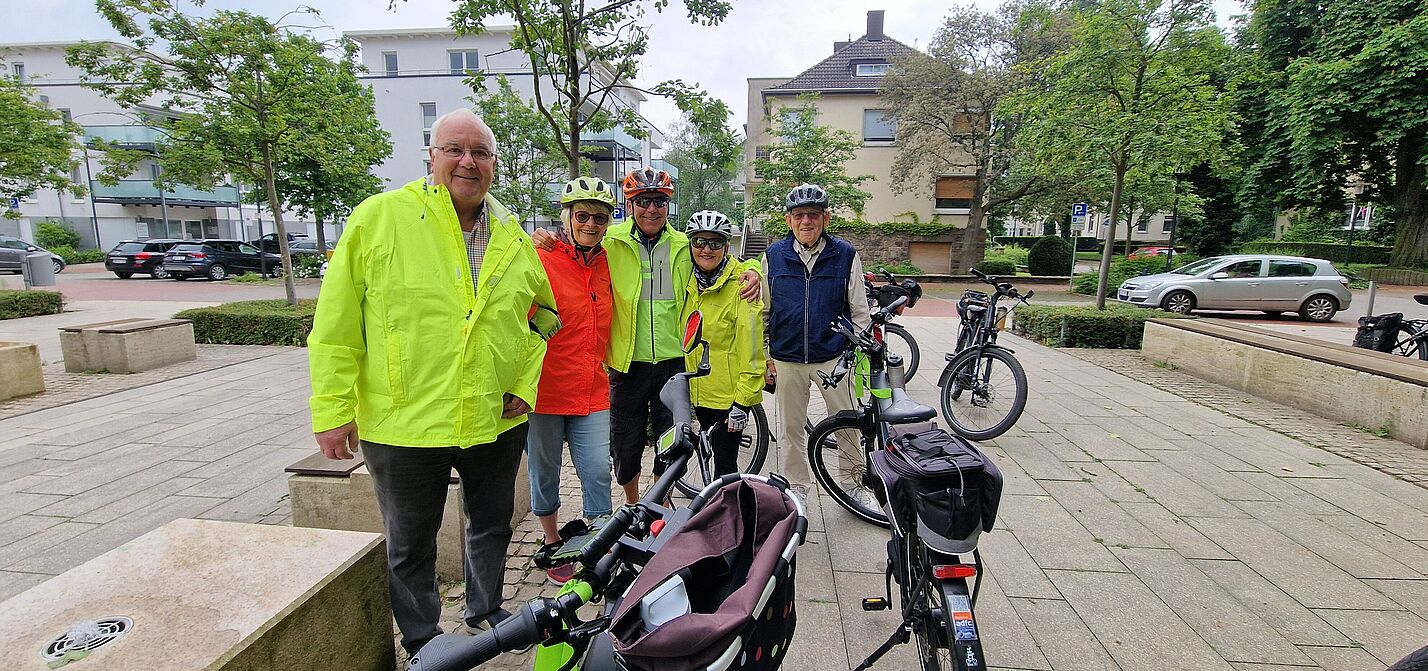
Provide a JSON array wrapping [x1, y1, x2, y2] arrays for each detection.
[[463, 607, 512, 634]]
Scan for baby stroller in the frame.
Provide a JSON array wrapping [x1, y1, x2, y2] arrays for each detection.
[[608, 473, 807, 671]]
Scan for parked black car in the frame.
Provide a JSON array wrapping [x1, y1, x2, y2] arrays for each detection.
[[161, 239, 283, 280], [105, 239, 183, 278], [248, 232, 308, 254], [0, 235, 66, 274], [287, 238, 335, 259]]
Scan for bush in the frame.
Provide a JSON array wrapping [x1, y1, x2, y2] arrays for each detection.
[[1236, 241, 1390, 265], [985, 245, 1029, 268], [1027, 236, 1074, 276], [1012, 303, 1191, 349], [872, 260, 923, 275], [175, 299, 316, 346], [48, 246, 105, 265], [973, 258, 1018, 276], [293, 255, 324, 278], [34, 221, 81, 250], [0, 289, 64, 320], [1072, 257, 1173, 295]]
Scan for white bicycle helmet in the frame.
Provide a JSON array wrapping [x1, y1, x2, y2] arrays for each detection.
[[686, 210, 734, 239]]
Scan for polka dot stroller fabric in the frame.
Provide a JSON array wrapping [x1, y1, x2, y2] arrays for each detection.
[[609, 476, 807, 671]]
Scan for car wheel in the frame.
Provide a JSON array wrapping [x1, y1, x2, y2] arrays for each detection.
[[207, 263, 228, 281], [115, 272, 133, 279], [52, 258, 64, 274], [1162, 290, 1196, 315], [1299, 295, 1338, 322], [151, 266, 169, 279]]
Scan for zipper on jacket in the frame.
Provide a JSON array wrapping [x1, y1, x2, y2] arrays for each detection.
[[803, 263, 811, 364]]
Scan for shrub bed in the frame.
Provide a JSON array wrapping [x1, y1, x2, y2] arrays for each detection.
[[49, 246, 106, 265], [973, 258, 1018, 276], [0, 290, 64, 320], [1237, 241, 1391, 265], [1071, 257, 1173, 295], [175, 299, 316, 346], [1012, 303, 1190, 349], [1028, 236, 1074, 276]]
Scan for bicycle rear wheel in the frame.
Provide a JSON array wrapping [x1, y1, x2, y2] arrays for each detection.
[[807, 415, 888, 527], [674, 404, 771, 497], [1392, 324, 1428, 361], [884, 323, 921, 382], [938, 346, 1028, 441]]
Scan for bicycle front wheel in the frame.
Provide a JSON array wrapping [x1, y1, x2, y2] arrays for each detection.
[[674, 404, 771, 497], [885, 322, 921, 382], [1392, 324, 1428, 361], [939, 347, 1028, 441], [807, 415, 888, 527]]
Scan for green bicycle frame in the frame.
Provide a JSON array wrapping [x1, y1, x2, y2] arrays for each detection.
[[532, 579, 596, 671]]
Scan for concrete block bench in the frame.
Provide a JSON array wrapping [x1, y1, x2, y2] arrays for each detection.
[[0, 341, 44, 401], [0, 518, 392, 671], [59, 318, 196, 373], [288, 448, 532, 582], [1142, 318, 1428, 448]]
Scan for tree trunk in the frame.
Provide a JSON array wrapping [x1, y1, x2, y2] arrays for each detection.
[[1391, 133, 1428, 268], [1125, 210, 1134, 257], [958, 176, 992, 273], [315, 213, 327, 254], [261, 147, 298, 306], [1096, 169, 1126, 309]]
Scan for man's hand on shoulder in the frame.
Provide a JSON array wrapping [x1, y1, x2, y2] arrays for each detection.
[[316, 421, 359, 460], [738, 269, 761, 302], [531, 228, 557, 251]]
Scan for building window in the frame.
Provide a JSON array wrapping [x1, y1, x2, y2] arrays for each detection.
[[1162, 214, 1176, 233], [854, 62, 887, 77], [751, 146, 769, 178], [934, 176, 975, 212], [71, 166, 85, 202], [383, 52, 398, 77], [10, 62, 24, 81], [862, 109, 895, 143], [59, 109, 72, 123], [424, 160, 432, 175], [449, 50, 479, 75], [1136, 217, 1148, 233], [421, 102, 437, 147]]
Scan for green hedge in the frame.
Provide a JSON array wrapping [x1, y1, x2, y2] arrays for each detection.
[[973, 258, 1018, 276], [1071, 257, 1176, 295], [1028, 236, 1074, 276], [175, 299, 316, 346], [1236, 241, 1391, 265], [49, 246, 106, 265], [1012, 303, 1191, 349], [0, 290, 64, 320]]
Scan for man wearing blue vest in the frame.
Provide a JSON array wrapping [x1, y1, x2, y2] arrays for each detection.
[[762, 183, 871, 493]]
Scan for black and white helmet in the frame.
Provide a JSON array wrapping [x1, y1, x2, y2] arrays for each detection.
[[785, 183, 829, 211], [686, 210, 734, 239]]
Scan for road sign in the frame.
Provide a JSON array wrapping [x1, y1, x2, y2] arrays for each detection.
[[612, 206, 626, 221], [1071, 220, 1086, 234], [1071, 202, 1088, 227], [6, 197, 18, 210]]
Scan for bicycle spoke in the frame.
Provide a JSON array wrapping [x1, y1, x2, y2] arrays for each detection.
[[945, 355, 1019, 434]]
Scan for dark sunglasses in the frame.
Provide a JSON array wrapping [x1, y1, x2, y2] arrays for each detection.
[[690, 237, 728, 250], [632, 197, 669, 209], [573, 211, 610, 225]]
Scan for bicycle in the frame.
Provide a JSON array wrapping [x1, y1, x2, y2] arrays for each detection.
[[672, 402, 770, 497], [806, 294, 937, 528], [1353, 295, 1428, 361], [407, 312, 807, 671], [937, 269, 1033, 441]]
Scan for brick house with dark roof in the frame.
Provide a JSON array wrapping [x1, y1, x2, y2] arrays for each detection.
[[743, 10, 981, 274]]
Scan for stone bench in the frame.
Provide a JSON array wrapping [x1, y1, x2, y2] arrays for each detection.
[[0, 518, 392, 671], [1142, 318, 1428, 448], [0, 341, 44, 401], [59, 318, 196, 373], [287, 448, 532, 582]]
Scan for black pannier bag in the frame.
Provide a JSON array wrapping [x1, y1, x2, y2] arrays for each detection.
[[871, 426, 1003, 554], [1353, 313, 1403, 353], [956, 290, 990, 322], [871, 279, 923, 314]]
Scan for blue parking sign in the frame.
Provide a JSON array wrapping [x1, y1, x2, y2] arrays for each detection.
[[7, 197, 18, 210], [612, 206, 626, 220], [1072, 202, 1088, 217]]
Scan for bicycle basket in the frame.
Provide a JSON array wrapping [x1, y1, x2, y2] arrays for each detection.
[[871, 427, 1003, 555], [1353, 313, 1403, 353], [610, 477, 806, 671], [956, 290, 990, 321]]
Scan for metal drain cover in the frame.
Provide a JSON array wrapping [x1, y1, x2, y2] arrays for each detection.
[[41, 617, 133, 660]]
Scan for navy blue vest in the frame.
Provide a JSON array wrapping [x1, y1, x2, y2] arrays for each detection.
[[767, 234, 855, 363]]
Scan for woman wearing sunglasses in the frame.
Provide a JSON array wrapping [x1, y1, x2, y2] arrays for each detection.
[[525, 177, 618, 584], [680, 210, 766, 477]]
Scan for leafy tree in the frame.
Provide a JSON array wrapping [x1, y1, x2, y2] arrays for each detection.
[[0, 69, 83, 212], [471, 75, 567, 227], [1173, 162, 1239, 256], [1005, 0, 1233, 307], [34, 221, 82, 249], [447, 0, 734, 178], [69, 1, 372, 305], [750, 95, 872, 236], [880, 0, 1069, 272], [1234, 0, 1428, 267], [663, 115, 741, 224]]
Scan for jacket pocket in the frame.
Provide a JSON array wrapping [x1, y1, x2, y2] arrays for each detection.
[[385, 327, 407, 405]]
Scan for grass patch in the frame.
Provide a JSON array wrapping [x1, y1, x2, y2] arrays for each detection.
[[175, 299, 316, 346], [1011, 303, 1192, 349], [0, 289, 64, 320]]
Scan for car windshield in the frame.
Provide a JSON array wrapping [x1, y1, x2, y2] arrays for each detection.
[[1172, 257, 1224, 275], [115, 242, 145, 253], [170, 243, 203, 253]]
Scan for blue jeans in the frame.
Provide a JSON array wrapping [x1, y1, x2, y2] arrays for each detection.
[[526, 411, 613, 519]]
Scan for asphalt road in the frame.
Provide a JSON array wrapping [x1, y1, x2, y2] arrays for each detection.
[[0, 262, 321, 302]]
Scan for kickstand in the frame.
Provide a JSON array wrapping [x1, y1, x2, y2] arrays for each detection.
[[851, 623, 910, 671]]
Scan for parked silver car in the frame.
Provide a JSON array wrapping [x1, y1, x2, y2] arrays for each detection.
[[1116, 254, 1352, 322], [0, 236, 66, 275]]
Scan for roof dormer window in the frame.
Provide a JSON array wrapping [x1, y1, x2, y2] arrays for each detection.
[[854, 62, 888, 77]]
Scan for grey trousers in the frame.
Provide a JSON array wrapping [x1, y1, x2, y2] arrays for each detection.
[[362, 423, 526, 655]]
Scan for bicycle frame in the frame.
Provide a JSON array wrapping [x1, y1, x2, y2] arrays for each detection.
[[941, 272, 1032, 390]]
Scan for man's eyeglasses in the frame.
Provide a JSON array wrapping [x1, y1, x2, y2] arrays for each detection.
[[689, 237, 728, 250], [436, 145, 496, 162], [632, 197, 669, 209], [573, 211, 610, 226]]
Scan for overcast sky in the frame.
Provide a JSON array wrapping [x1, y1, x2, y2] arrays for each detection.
[[1, 0, 1246, 144]]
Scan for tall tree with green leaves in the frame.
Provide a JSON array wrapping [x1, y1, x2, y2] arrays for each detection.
[[662, 116, 741, 224], [447, 0, 734, 178], [750, 95, 872, 235], [68, 1, 367, 305], [0, 68, 83, 212], [880, 0, 1069, 272], [471, 75, 568, 227], [1235, 0, 1428, 267], [1006, 0, 1233, 307]]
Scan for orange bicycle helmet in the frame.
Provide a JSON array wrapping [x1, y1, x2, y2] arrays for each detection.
[[622, 167, 675, 199]]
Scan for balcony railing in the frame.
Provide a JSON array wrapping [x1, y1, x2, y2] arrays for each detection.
[[650, 159, 680, 180], [580, 127, 643, 156], [90, 180, 240, 207], [83, 125, 164, 150]]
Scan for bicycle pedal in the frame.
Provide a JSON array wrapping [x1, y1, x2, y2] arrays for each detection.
[[862, 597, 891, 611]]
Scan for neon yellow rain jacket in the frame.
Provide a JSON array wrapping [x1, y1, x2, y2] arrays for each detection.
[[682, 260, 766, 411], [308, 178, 559, 447]]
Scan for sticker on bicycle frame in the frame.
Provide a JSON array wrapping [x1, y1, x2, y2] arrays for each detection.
[[948, 595, 972, 612], [657, 426, 677, 454], [953, 615, 979, 641]]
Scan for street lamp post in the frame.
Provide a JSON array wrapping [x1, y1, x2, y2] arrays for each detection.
[[1165, 169, 1187, 272]]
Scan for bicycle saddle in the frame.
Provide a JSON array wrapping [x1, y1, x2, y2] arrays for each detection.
[[878, 388, 937, 425]]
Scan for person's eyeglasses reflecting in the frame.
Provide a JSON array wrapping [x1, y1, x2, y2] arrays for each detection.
[[690, 237, 727, 250], [436, 145, 495, 162], [573, 211, 610, 226], [632, 197, 669, 209]]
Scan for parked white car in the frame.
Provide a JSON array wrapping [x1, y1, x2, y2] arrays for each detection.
[[1116, 254, 1352, 322]]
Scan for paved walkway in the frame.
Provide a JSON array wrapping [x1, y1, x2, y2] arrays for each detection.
[[1, 313, 1426, 669]]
